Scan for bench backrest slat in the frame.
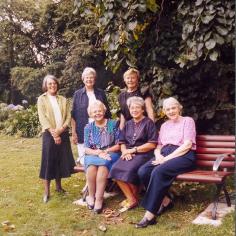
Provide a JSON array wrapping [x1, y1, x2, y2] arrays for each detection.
[[196, 135, 235, 170]]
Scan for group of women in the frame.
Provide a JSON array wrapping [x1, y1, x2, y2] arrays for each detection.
[[37, 67, 196, 228]]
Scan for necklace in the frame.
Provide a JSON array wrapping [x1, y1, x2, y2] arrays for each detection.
[[132, 119, 144, 142]]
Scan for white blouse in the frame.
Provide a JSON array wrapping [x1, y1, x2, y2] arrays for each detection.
[[48, 95, 63, 128]]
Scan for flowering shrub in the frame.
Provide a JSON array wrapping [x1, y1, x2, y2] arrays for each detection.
[[0, 105, 40, 137]]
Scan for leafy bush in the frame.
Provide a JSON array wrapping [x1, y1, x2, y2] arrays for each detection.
[[106, 82, 121, 119], [0, 105, 40, 138]]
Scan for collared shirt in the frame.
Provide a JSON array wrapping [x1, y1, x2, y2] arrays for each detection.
[[158, 116, 196, 150], [37, 93, 71, 132], [71, 87, 111, 143]]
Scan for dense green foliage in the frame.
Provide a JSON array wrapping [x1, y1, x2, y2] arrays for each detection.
[[0, 0, 234, 135], [74, 0, 235, 134]]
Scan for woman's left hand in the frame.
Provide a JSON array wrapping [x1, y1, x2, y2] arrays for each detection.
[[98, 151, 111, 160], [121, 153, 133, 161], [54, 136, 62, 145], [152, 156, 165, 165]]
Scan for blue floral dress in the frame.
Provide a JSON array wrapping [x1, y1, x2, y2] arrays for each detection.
[[84, 119, 120, 171]]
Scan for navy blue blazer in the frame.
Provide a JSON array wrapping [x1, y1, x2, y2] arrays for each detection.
[[71, 87, 111, 143]]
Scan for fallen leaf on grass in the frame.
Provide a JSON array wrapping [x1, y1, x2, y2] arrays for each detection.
[[98, 224, 107, 232], [1, 220, 15, 232]]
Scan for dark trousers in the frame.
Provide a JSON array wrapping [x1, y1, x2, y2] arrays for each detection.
[[138, 145, 196, 215]]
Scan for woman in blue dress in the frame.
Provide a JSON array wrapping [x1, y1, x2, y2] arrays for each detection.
[[84, 100, 120, 213]]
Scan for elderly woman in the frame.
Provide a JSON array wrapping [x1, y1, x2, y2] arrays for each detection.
[[71, 67, 111, 164], [37, 75, 75, 203], [118, 68, 155, 129], [109, 96, 157, 212], [84, 100, 120, 213], [135, 97, 196, 228]]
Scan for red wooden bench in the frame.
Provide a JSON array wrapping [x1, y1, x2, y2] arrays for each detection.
[[74, 135, 235, 219], [176, 135, 235, 219]]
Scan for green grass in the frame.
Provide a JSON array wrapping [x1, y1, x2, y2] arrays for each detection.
[[0, 134, 234, 236]]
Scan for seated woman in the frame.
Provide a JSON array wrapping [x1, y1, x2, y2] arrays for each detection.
[[109, 96, 157, 212], [84, 100, 120, 214], [136, 97, 196, 228]]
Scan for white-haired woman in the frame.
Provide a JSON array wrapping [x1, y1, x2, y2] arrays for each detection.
[[84, 100, 120, 214], [109, 96, 157, 212], [71, 67, 111, 164], [136, 97, 196, 228], [37, 75, 75, 203]]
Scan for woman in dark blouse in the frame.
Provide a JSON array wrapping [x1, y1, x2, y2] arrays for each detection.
[[118, 68, 155, 129], [109, 96, 157, 212]]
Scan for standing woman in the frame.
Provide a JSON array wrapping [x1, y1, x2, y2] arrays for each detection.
[[37, 75, 75, 203], [136, 97, 196, 228], [109, 96, 157, 211], [71, 67, 111, 164], [84, 100, 120, 213], [118, 68, 155, 129]]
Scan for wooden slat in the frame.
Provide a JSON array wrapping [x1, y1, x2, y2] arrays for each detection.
[[196, 153, 235, 161], [197, 135, 235, 142], [74, 165, 85, 173], [197, 141, 235, 148], [196, 160, 235, 168], [196, 147, 235, 154], [176, 170, 233, 183]]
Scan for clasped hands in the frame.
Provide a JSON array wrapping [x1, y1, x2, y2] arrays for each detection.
[[152, 153, 165, 165], [121, 148, 135, 161], [97, 149, 111, 161], [49, 127, 65, 145]]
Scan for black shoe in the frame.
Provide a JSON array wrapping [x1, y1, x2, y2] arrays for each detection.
[[43, 195, 50, 203], [87, 202, 94, 210], [86, 197, 94, 210], [93, 207, 103, 214], [156, 201, 174, 216], [56, 188, 66, 194], [135, 217, 157, 228]]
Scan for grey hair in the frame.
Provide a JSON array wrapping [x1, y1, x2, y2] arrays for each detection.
[[82, 67, 97, 80], [127, 96, 145, 110], [87, 100, 107, 118], [162, 97, 183, 111], [42, 74, 59, 92]]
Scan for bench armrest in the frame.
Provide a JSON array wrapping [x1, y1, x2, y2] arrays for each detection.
[[212, 153, 234, 171]]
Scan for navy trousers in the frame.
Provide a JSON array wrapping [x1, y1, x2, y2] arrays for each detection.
[[138, 145, 196, 215]]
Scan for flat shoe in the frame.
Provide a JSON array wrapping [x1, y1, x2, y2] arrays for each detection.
[[156, 201, 174, 216], [43, 195, 50, 203], [119, 201, 138, 213], [56, 188, 66, 194], [135, 217, 157, 228]]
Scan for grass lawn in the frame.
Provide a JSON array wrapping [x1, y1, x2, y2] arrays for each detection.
[[0, 134, 234, 236]]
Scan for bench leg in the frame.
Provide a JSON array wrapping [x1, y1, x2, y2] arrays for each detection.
[[212, 184, 222, 220], [222, 183, 231, 207]]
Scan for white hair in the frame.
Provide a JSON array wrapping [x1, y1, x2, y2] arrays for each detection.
[[82, 67, 96, 80], [127, 96, 145, 109], [87, 100, 107, 117], [162, 97, 183, 110]]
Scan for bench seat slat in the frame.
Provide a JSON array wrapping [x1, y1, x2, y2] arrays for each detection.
[[196, 147, 235, 154], [196, 160, 235, 168], [196, 154, 235, 161], [197, 135, 235, 142], [176, 170, 233, 183], [197, 141, 235, 148]]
